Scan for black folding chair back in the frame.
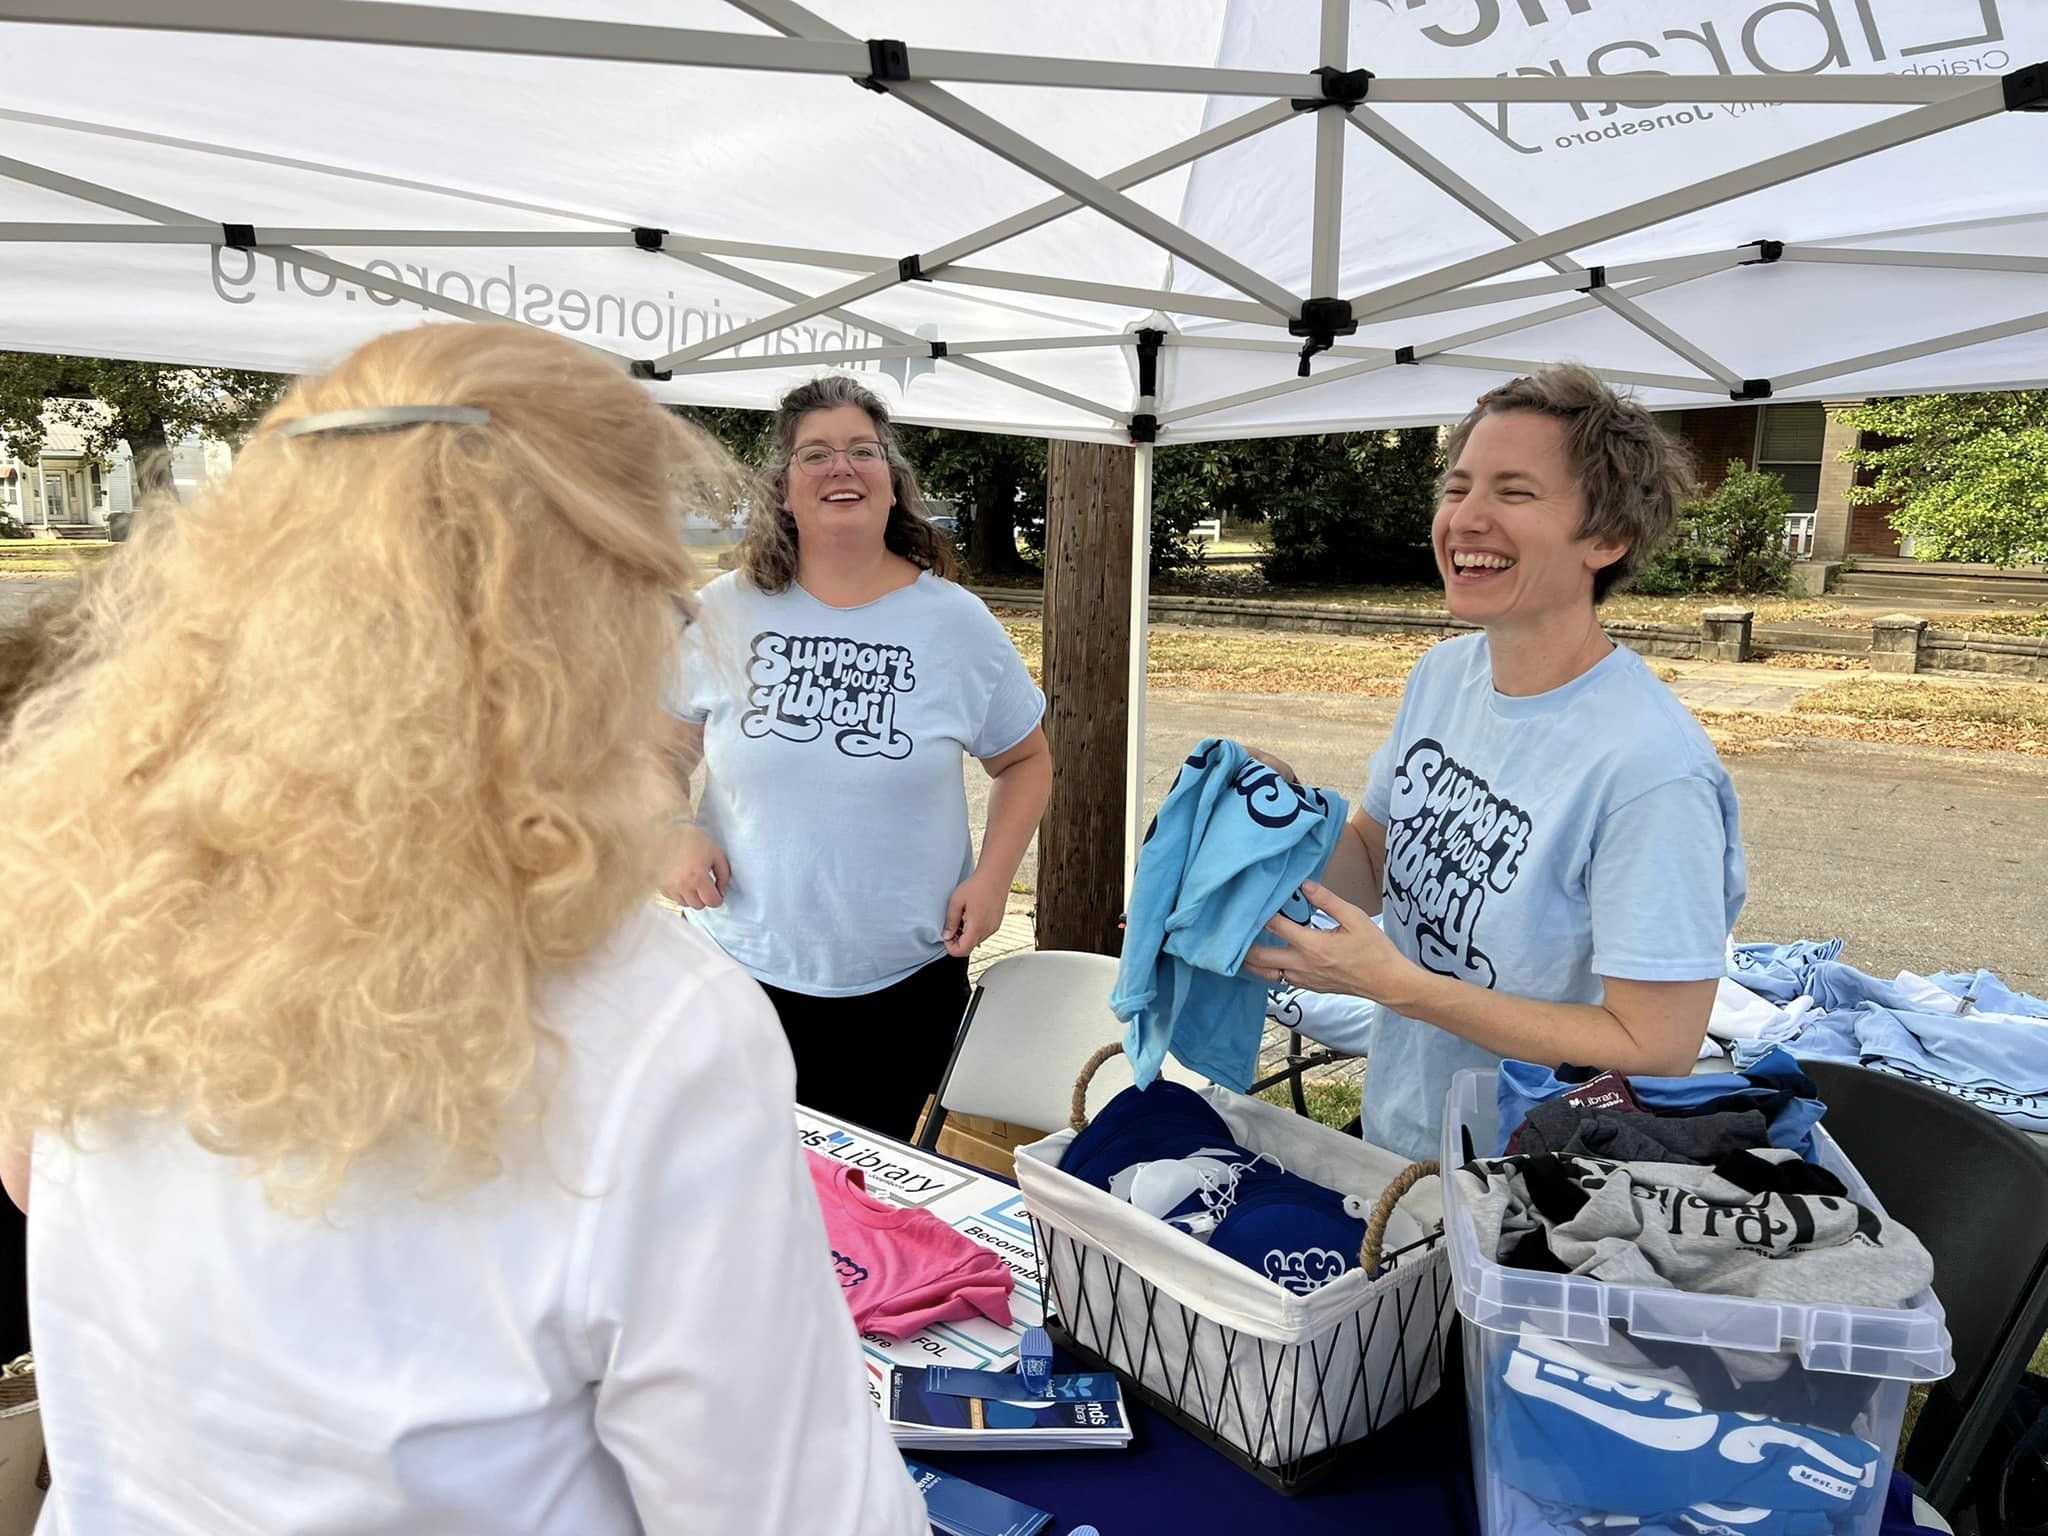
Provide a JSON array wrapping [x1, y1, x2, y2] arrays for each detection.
[[1799, 1058, 2048, 1517]]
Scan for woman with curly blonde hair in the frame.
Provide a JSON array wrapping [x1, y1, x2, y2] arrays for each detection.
[[0, 324, 924, 1536]]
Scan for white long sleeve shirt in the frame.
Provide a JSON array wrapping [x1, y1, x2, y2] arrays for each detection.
[[28, 904, 925, 1536]]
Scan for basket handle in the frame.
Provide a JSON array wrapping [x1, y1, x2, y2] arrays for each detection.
[[1360, 1160, 1440, 1277], [1069, 1040, 1128, 1133]]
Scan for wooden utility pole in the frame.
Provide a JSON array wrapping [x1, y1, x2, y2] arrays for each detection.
[[1035, 438, 1136, 956]]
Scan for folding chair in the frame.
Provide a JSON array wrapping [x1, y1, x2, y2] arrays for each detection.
[[1797, 1057, 2048, 1522], [915, 950, 1209, 1152]]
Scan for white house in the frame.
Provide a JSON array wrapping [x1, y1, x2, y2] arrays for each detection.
[[0, 408, 230, 534]]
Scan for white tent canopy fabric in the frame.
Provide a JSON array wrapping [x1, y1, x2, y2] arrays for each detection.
[[1, 0, 2043, 893], [1, 0, 2045, 444]]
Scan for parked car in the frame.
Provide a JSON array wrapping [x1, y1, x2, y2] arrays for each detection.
[[0, 511, 32, 540], [928, 511, 969, 553], [108, 511, 133, 542]]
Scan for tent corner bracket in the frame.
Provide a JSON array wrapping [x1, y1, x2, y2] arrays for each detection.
[[1291, 65, 1374, 113], [1731, 378, 1773, 400], [632, 227, 667, 253], [857, 39, 911, 94], [1128, 413, 1159, 444], [1289, 296, 1358, 376], [2003, 62, 2047, 111], [1134, 327, 1166, 399], [1741, 239, 1785, 265]]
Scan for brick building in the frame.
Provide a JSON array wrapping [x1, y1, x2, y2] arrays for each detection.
[[1661, 401, 1905, 563]]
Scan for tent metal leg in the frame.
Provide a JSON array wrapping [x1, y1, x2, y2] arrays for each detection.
[[1124, 441, 1153, 906]]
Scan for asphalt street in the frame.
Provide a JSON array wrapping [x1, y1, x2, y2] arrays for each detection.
[[7, 578, 2038, 991], [974, 688, 2048, 995]]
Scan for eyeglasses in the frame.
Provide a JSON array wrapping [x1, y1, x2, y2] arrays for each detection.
[[791, 441, 888, 475]]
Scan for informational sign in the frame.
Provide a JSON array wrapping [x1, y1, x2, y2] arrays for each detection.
[[796, 1108, 1046, 1404]]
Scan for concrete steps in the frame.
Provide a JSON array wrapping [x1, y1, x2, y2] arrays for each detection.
[[1835, 560, 2048, 607]]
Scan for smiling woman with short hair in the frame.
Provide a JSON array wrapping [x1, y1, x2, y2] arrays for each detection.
[[1243, 364, 1746, 1161]]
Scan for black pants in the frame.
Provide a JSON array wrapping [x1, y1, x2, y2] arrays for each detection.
[[761, 952, 970, 1141]]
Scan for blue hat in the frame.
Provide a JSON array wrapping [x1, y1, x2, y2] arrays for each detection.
[[1207, 1163, 1371, 1295], [1059, 1081, 1236, 1192]]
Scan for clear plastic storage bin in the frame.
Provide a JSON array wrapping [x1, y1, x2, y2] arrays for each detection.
[[1442, 1067, 1954, 1536]]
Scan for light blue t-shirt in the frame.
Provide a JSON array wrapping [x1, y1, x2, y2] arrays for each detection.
[[1359, 635, 1745, 1161], [669, 570, 1044, 996]]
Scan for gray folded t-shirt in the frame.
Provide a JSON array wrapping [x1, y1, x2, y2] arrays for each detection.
[[1456, 1150, 1933, 1309]]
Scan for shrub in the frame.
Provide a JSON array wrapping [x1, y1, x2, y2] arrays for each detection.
[[1633, 460, 1793, 596]]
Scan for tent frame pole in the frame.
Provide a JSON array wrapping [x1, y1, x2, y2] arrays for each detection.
[[1349, 108, 1743, 389], [726, 0, 1306, 316], [1774, 309, 2048, 393], [660, 246, 1127, 425], [648, 98, 1297, 370], [1124, 441, 1153, 905], [670, 334, 1133, 375], [1344, 84, 2009, 324], [1307, 0, 1348, 299], [2, 3, 1993, 106]]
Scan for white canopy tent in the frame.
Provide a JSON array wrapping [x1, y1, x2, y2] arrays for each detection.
[[1, 0, 2045, 884]]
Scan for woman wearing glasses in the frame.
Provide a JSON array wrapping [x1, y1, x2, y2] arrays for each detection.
[[663, 376, 1051, 1139]]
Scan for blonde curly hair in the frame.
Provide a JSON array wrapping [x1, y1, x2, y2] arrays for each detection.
[[0, 322, 723, 1207]]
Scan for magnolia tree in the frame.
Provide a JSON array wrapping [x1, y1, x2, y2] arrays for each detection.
[[1840, 392, 2048, 567], [0, 353, 282, 504]]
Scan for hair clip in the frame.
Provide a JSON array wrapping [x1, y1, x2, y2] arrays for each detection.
[[274, 405, 491, 439]]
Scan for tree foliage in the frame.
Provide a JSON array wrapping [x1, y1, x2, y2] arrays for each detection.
[[1129, 430, 1441, 585], [1634, 459, 1792, 596], [0, 353, 283, 501], [679, 405, 1046, 578], [676, 407, 1446, 584], [1838, 392, 2048, 566], [894, 425, 1043, 579]]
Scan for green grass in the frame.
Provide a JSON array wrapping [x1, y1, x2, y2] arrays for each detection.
[[1257, 1077, 1362, 1130], [0, 543, 112, 575]]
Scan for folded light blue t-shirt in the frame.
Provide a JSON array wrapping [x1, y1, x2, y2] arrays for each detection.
[[1360, 635, 1746, 1162]]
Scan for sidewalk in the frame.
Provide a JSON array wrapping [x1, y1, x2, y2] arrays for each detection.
[[968, 906, 1038, 982]]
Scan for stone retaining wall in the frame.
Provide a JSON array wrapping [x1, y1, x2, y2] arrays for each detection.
[[1921, 630, 2048, 680], [975, 588, 2048, 679], [977, 588, 1711, 661]]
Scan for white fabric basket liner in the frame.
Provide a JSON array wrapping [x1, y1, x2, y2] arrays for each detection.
[[1017, 1083, 1454, 1466]]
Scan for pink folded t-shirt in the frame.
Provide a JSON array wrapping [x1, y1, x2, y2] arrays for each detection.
[[804, 1151, 1015, 1341]]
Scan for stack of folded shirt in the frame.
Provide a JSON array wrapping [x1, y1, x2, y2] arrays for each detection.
[[1456, 1148, 1933, 1308], [1494, 1050, 1825, 1163], [1060, 1081, 1381, 1294]]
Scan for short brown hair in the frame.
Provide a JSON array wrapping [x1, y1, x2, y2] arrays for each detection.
[[1442, 364, 1694, 603], [737, 375, 958, 593]]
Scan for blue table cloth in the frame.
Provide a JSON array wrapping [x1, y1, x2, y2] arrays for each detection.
[[921, 1337, 1944, 1536]]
